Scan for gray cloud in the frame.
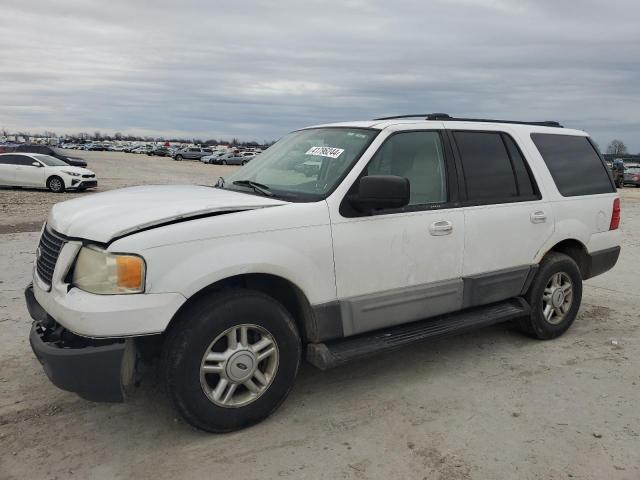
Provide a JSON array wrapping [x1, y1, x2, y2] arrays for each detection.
[[1, 0, 639, 150]]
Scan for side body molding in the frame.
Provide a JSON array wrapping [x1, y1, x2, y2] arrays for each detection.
[[311, 266, 534, 342]]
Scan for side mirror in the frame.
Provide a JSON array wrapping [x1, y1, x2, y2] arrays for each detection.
[[349, 175, 410, 213], [31, 162, 42, 167]]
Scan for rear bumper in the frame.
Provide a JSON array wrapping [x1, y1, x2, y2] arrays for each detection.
[[585, 246, 621, 279], [26, 285, 135, 402]]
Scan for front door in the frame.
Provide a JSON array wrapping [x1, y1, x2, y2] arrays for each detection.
[[329, 129, 465, 336]]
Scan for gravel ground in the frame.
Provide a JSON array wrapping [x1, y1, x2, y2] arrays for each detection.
[[0, 154, 639, 479]]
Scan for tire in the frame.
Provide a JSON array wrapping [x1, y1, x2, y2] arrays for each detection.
[[221, 160, 227, 165], [175, 155, 183, 161], [241, 160, 247, 165], [163, 289, 301, 432], [47, 176, 65, 193], [518, 252, 582, 339]]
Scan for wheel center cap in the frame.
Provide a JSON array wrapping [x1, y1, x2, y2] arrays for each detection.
[[551, 288, 564, 308], [226, 351, 256, 382]]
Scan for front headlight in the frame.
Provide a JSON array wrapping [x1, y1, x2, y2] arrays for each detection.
[[62, 170, 81, 177], [72, 246, 146, 294]]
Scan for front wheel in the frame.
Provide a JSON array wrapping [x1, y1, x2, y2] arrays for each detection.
[[175, 155, 183, 161], [163, 290, 301, 432], [518, 252, 582, 339], [221, 160, 227, 165], [47, 176, 65, 193]]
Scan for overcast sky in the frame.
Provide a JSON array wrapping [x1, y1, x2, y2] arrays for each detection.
[[1, 0, 639, 151]]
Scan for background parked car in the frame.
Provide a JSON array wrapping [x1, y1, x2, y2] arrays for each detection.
[[148, 146, 171, 157], [173, 147, 213, 161], [0, 153, 97, 192], [623, 164, 640, 187], [131, 146, 151, 154], [11, 144, 88, 167], [200, 151, 228, 164], [226, 152, 255, 165]]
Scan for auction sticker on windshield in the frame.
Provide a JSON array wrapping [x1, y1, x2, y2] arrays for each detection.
[[305, 146, 344, 159]]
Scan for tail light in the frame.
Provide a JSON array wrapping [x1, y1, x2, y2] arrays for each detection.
[[610, 198, 621, 230], [635, 175, 640, 182]]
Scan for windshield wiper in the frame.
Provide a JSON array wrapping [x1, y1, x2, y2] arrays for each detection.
[[232, 180, 273, 197]]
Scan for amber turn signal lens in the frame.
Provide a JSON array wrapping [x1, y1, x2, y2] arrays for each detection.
[[116, 255, 144, 289]]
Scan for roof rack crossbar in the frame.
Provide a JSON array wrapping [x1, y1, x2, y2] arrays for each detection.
[[373, 113, 563, 128]]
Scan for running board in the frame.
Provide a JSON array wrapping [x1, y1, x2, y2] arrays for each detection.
[[306, 298, 529, 370]]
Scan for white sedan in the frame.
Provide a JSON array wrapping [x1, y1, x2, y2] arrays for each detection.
[[0, 152, 97, 193]]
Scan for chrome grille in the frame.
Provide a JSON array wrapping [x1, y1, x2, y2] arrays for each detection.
[[36, 227, 66, 285]]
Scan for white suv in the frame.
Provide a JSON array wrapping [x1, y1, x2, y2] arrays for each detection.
[[26, 114, 621, 432], [0, 153, 97, 192]]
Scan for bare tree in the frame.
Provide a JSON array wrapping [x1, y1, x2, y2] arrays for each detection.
[[606, 140, 628, 156]]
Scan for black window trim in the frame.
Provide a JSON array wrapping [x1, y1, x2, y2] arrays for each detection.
[[448, 129, 542, 207], [339, 128, 461, 218]]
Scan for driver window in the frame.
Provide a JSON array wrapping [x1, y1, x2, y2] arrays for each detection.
[[367, 131, 447, 206]]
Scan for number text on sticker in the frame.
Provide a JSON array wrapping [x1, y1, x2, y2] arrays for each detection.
[[305, 146, 345, 159]]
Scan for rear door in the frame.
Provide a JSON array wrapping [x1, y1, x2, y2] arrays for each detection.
[[448, 128, 554, 307], [0, 154, 19, 185]]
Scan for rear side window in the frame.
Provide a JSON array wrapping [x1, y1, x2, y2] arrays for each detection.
[[453, 131, 537, 203], [531, 134, 614, 196], [0, 155, 18, 165]]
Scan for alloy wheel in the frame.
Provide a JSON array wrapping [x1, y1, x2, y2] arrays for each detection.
[[200, 324, 279, 408], [541, 272, 573, 325]]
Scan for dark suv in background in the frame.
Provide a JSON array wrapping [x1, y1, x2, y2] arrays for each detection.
[[148, 146, 172, 157], [11, 145, 88, 167]]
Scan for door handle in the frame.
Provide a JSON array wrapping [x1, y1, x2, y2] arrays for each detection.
[[429, 220, 453, 236], [530, 211, 547, 224]]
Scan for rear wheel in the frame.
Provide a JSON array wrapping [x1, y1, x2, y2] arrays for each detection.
[[47, 176, 65, 193], [175, 155, 183, 161], [221, 160, 227, 165], [518, 252, 582, 339], [163, 289, 301, 432]]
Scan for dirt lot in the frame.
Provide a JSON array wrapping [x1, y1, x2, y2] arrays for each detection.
[[1, 153, 639, 479]]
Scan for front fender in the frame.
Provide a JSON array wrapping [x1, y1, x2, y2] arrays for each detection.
[[140, 226, 336, 306]]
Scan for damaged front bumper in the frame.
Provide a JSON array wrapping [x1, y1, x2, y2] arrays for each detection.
[[26, 284, 136, 402]]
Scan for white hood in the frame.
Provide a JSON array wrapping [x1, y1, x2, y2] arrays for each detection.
[[48, 185, 286, 242]]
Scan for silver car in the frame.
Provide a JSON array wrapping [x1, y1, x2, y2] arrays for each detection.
[[623, 164, 640, 187]]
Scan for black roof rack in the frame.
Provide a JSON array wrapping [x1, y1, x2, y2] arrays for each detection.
[[372, 113, 563, 128]]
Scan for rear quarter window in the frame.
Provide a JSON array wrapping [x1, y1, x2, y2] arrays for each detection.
[[531, 133, 614, 196]]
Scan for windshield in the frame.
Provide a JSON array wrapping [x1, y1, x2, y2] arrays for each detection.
[[33, 154, 69, 166], [223, 127, 377, 200]]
